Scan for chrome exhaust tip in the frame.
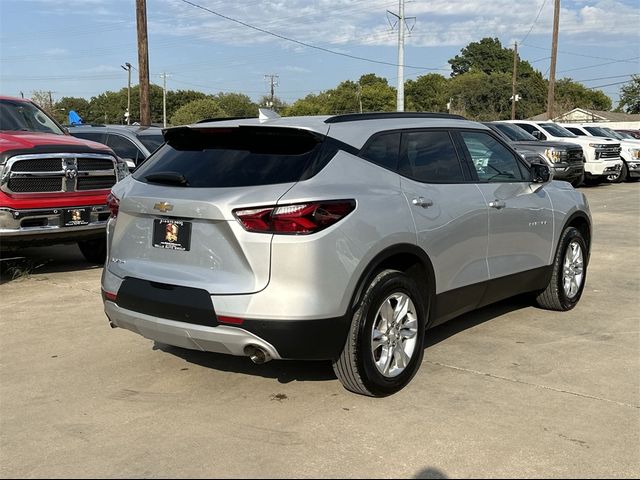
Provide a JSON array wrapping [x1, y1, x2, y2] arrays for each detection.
[[244, 345, 271, 364]]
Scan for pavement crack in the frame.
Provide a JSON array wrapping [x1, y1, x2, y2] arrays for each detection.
[[426, 360, 639, 409]]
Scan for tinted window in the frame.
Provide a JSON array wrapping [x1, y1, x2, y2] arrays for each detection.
[[134, 127, 327, 188], [107, 134, 144, 163], [566, 127, 586, 136], [0, 99, 64, 134], [492, 122, 537, 141], [400, 131, 464, 183], [461, 131, 526, 182], [539, 123, 577, 138], [359, 132, 400, 171], [514, 123, 543, 138], [72, 131, 108, 144], [137, 134, 164, 153]]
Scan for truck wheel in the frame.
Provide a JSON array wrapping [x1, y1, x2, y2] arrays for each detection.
[[333, 269, 426, 397], [606, 163, 626, 183], [570, 174, 584, 188], [78, 238, 107, 265], [535, 227, 588, 311]]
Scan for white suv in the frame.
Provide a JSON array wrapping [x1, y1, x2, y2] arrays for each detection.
[[505, 120, 622, 184]]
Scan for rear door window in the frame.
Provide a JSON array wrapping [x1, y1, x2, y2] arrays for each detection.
[[133, 127, 328, 188], [106, 134, 144, 164], [399, 130, 465, 183], [72, 131, 108, 144]]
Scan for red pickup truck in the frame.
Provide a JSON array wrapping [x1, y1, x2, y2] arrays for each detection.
[[0, 95, 129, 263]]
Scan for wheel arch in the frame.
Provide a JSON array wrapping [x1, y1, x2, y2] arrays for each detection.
[[559, 211, 592, 261], [349, 244, 436, 325]]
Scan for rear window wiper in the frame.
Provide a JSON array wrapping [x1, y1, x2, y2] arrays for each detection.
[[144, 171, 189, 186]]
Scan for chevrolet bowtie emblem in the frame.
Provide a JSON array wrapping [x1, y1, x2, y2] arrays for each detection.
[[153, 202, 174, 213]]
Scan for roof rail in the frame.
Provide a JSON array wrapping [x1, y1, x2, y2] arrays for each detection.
[[324, 112, 466, 124], [195, 116, 256, 124]]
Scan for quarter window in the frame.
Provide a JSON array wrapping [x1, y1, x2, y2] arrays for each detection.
[[359, 132, 400, 171], [460, 131, 526, 182], [399, 131, 464, 183]]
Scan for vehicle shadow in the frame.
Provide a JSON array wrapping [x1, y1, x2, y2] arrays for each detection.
[[0, 244, 101, 285], [156, 295, 531, 384]]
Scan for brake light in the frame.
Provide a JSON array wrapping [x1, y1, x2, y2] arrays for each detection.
[[101, 289, 117, 302], [234, 200, 356, 234], [107, 192, 119, 218]]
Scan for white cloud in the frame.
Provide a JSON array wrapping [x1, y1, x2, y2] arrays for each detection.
[[155, 0, 639, 48]]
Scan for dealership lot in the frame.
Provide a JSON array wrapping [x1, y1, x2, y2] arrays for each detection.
[[0, 183, 638, 478]]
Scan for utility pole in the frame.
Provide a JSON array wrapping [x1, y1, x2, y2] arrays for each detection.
[[511, 42, 518, 120], [387, 0, 415, 112], [547, 0, 561, 120], [47, 91, 53, 111], [356, 83, 363, 113], [160, 72, 169, 128], [264, 74, 279, 109], [121, 62, 132, 125], [136, 0, 151, 126]]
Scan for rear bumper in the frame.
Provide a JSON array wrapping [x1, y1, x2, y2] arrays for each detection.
[[104, 301, 349, 361]]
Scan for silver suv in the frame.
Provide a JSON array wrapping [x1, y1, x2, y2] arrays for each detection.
[[102, 112, 592, 397]]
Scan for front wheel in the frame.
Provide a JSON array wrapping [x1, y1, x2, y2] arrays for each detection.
[[78, 238, 107, 264], [333, 269, 427, 397], [535, 227, 588, 311], [606, 163, 626, 183]]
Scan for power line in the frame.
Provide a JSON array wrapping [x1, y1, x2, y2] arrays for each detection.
[[558, 56, 640, 73], [578, 73, 636, 83], [521, 0, 547, 44], [588, 80, 632, 89], [521, 42, 638, 64], [178, 0, 448, 71]]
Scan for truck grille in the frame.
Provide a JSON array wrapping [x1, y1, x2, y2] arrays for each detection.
[[566, 149, 584, 164], [8, 177, 63, 193], [597, 145, 621, 160], [1, 153, 117, 194], [77, 176, 118, 190]]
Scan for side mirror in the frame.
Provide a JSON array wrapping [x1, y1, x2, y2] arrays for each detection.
[[531, 161, 551, 183], [531, 130, 543, 140]]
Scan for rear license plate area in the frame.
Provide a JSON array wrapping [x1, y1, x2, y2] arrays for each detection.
[[152, 218, 192, 251]]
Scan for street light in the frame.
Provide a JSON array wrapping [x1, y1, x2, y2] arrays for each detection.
[[121, 62, 132, 125]]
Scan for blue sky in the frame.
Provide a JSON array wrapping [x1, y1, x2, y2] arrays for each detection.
[[1, 0, 638, 108]]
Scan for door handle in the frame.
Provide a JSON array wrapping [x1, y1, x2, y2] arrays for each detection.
[[489, 199, 506, 209], [412, 197, 433, 208]]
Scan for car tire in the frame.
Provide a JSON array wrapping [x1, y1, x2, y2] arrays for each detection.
[[78, 238, 107, 265], [333, 269, 427, 397], [535, 227, 588, 311]]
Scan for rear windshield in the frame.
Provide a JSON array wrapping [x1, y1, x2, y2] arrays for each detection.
[[133, 126, 328, 188]]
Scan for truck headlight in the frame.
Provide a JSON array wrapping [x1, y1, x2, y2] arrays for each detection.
[[115, 160, 130, 181], [628, 148, 640, 159], [544, 148, 566, 163], [589, 143, 608, 149]]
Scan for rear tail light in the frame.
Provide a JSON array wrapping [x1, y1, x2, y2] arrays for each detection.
[[234, 200, 356, 234], [107, 192, 119, 218], [101, 289, 117, 302]]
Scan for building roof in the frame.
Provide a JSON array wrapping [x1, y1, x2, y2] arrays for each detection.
[[529, 108, 640, 122]]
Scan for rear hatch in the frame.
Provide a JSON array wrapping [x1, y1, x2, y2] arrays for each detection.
[[108, 125, 330, 294]]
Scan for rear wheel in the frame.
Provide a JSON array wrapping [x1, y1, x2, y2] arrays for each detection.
[[333, 269, 427, 397], [78, 238, 107, 264], [535, 227, 588, 311]]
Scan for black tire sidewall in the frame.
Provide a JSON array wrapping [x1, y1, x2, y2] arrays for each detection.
[[355, 271, 427, 396], [553, 227, 588, 310], [78, 238, 107, 264]]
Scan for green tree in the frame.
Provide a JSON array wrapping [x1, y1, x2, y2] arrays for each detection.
[[405, 74, 449, 112], [555, 78, 612, 112], [31, 91, 54, 113], [166, 90, 209, 121], [448, 37, 538, 79], [617, 75, 640, 114], [446, 71, 513, 120], [53, 97, 90, 124], [170, 98, 226, 125], [214, 92, 258, 117], [258, 95, 288, 113]]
